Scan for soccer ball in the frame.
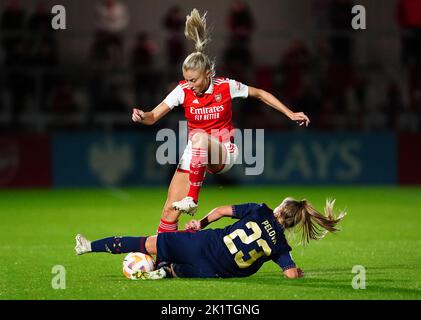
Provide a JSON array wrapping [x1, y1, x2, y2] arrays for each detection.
[[122, 252, 155, 280]]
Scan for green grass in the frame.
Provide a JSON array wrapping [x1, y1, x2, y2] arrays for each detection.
[[1, 186, 421, 300]]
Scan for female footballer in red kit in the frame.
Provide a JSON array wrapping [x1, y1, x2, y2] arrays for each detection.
[[132, 9, 310, 233]]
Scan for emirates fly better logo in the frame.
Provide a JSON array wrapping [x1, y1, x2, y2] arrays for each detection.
[[189, 105, 224, 115]]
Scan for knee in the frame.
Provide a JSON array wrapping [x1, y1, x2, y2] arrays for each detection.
[[190, 132, 208, 147]]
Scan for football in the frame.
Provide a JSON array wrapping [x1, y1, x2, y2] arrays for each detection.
[[122, 252, 155, 280]]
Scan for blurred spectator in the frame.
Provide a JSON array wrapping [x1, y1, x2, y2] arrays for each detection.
[[95, 0, 129, 66], [310, 38, 332, 106], [99, 81, 128, 113], [276, 40, 326, 129], [89, 30, 114, 116], [0, 83, 6, 130], [164, 5, 185, 31], [317, 97, 336, 130], [408, 64, 421, 111], [396, 0, 421, 66], [226, 1, 255, 43], [277, 40, 311, 106], [163, 6, 186, 81], [223, 37, 253, 82], [4, 43, 33, 128], [27, 1, 59, 113], [311, 0, 331, 29], [49, 79, 79, 114], [383, 80, 403, 130], [326, 63, 356, 116], [1, 0, 31, 127], [328, 0, 354, 65], [396, 0, 421, 123], [1, 0, 25, 65], [91, 0, 130, 107], [90, 28, 118, 77], [131, 32, 159, 107], [30, 35, 58, 67], [320, 8, 360, 127], [90, 30, 114, 70], [31, 35, 59, 112], [294, 81, 323, 128], [27, 0, 51, 35], [223, 1, 255, 82], [396, 107, 419, 132]]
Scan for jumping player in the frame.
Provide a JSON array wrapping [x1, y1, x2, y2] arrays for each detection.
[[75, 198, 346, 279], [131, 9, 310, 233]]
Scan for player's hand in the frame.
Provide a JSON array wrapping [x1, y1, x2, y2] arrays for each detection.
[[290, 112, 310, 127], [185, 220, 201, 231], [132, 108, 146, 123]]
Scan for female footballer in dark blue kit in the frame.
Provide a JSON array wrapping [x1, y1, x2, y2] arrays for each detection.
[[75, 197, 346, 279]]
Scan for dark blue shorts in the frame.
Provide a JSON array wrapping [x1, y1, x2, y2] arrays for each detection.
[[157, 231, 218, 278]]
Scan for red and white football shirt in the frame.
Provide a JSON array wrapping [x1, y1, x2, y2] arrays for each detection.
[[163, 77, 248, 142]]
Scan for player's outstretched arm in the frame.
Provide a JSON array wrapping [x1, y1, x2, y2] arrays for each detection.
[[132, 102, 172, 125], [248, 86, 310, 127], [283, 267, 304, 279], [185, 205, 233, 231]]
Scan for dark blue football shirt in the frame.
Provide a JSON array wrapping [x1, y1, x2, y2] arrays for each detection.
[[200, 203, 296, 278]]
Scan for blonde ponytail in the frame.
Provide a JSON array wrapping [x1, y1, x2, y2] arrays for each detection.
[[184, 9, 210, 52], [276, 198, 347, 246], [182, 9, 215, 75]]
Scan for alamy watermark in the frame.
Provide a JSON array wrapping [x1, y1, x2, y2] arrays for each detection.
[[352, 265, 366, 289], [352, 5, 366, 30], [49, 4, 365, 31], [51, 265, 66, 290], [51, 5, 66, 30], [155, 121, 264, 176]]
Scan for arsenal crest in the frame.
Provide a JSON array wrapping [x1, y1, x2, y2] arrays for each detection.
[[215, 94, 222, 102]]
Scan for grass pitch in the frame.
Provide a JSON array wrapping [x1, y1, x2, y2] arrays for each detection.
[[1, 186, 420, 300]]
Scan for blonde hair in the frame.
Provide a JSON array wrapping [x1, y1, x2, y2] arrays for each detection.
[[183, 9, 215, 76], [274, 198, 347, 246]]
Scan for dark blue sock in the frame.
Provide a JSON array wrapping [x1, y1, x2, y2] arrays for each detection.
[[91, 236, 148, 254]]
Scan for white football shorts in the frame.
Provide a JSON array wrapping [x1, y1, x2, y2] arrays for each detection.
[[177, 140, 239, 175]]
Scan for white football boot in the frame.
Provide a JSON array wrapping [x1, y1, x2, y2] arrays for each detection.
[[75, 234, 92, 255], [134, 268, 167, 280], [172, 196, 198, 216]]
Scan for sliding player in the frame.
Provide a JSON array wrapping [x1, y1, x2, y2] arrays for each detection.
[[75, 197, 345, 279], [131, 9, 310, 233]]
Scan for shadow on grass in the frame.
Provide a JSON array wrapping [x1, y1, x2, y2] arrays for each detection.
[[268, 278, 421, 298], [99, 275, 127, 280], [97, 265, 421, 297], [245, 265, 421, 297]]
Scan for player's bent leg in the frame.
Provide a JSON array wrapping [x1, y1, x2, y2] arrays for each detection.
[[75, 234, 92, 255], [158, 170, 190, 233], [75, 234, 151, 255], [172, 132, 209, 215], [174, 136, 230, 214], [145, 235, 157, 255], [206, 136, 227, 174]]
